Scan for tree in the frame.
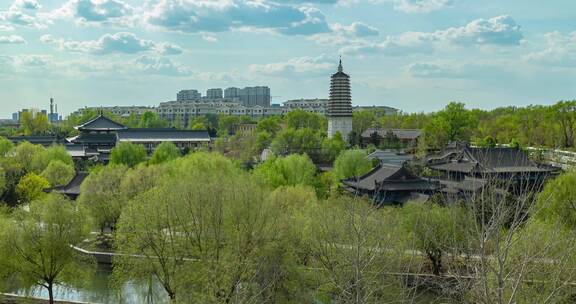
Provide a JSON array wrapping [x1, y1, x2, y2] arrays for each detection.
[[352, 110, 376, 136], [551, 101, 576, 148], [535, 170, 576, 229], [20, 112, 50, 135], [41, 160, 75, 187], [332, 149, 373, 182], [311, 196, 407, 303], [78, 165, 128, 233], [110, 142, 147, 167], [286, 109, 324, 130], [321, 132, 346, 163], [271, 128, 322, 156], [402, 203, 473, 276], [0, 166, 6, 198], [31, 145, 73, 173], [13, 141, 45, 173], [0, 136, 14, 158], [150, 142, 181, 165], [138, 111, 167, 128], [253, 154, 318, 189], [16, 172, 50, 203], [3, 195, 92, 304], [114, 153, 285, 302], [257, 116, 282, 135], [425, 102, 474, 148]]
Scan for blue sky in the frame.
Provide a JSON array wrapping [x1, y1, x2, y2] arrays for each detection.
[[1, 0, 575, 118]]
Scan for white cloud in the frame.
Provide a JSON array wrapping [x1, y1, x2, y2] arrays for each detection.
[[0, 0, 46, 28], [145, 0, 331, 36], [338, 0, 453, 13], [41, 32, 184, 56], [0, 34, 26, 44], [49, 0, 135, 26], [0, 24, 15, 31], [249, 55, 334, 77], [525, 32, 576, 66], [132, 55, 192, 76], [392, 0, 453, 13], [406, 60, 512, 79], [10, 0, 41, 11], [341, 15, 523, 56]]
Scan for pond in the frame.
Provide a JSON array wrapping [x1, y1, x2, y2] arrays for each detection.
[[5, 264, 170, 304]]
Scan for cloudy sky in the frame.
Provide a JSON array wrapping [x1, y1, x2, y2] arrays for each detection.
[[1, 0, 575, 118]]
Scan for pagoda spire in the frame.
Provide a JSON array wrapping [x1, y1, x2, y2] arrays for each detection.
[[338, 56, 343, 72]]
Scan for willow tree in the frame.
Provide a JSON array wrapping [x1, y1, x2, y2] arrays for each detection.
[[78, 165, 128, 233], [310, 196, 408, 303], [3, 195, 92, 304], [114, 153, 287, 303]]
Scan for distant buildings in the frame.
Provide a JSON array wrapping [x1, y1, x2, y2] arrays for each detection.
[[327, 59, 353, 141], [177, 89, 202, 101], [284, 99, 329, 115], [177, 86, 271, 107], [73, 106, 155, 117], [206, 88, 223, 99], [156, 100, 284, 125]]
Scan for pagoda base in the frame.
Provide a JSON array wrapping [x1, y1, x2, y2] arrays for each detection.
[[328, 116, 352, 142]]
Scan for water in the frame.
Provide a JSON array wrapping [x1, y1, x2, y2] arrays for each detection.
[[6, 264, 170, 304]]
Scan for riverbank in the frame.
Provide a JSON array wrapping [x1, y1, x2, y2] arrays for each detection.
[[1, 293, 93, 304]]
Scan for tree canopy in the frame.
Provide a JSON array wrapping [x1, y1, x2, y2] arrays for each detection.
[[110, 143, 147, 167]]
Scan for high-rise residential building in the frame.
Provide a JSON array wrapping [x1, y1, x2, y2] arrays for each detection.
[[177, 89, 202, 101], [327, 59, 353, 141], [12, 112, 18, 121], [224, 87, 242, 99], [206, 88, 223, 99], [224, 86, 270, 107]]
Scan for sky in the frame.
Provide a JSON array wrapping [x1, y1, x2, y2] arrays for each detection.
[[1, 0, 575, 118]]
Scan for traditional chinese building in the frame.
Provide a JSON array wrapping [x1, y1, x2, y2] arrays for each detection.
[[327, 59, 353, 141], [342, 163, 441, 205], [66, 114, 210, 161]]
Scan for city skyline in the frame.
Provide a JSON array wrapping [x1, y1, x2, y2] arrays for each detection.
[[1, 0, 576, 118]]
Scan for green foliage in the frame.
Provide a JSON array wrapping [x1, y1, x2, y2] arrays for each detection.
[[149, 141, 181, 165], [402, 203, 473, 275], [253, 154, 317, 189], [310, 196, 406, 303], [41, 160, 75, 187], [536, 170, 576, 230], [271, 128, 322, 155], [424, 102, 475, 148], [0, 137, 14, 157], [16, 173, 50, 203], [0, 167, 6, 198], [78, 165, 128, 232], [31, 145, 73, 173], [110, 142, 147, 167], [138, 111, 168, 128], [352, 110, 376, 135], [257, 116, 282, 135], [20, 112, 50, 136], [115, 152, 289, 302], [332, 149, 373, 182], [13, 141, 45, 173], [321, 132, 346, 163], [2, 195, 92, 304], [285, 109, 324, 130]]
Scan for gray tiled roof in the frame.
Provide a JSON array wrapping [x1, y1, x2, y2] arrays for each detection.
[[75, 115, 127, 131], [428, 146, 552, 174], [50, 172, 89, 196], [342, 164, 431, 191]]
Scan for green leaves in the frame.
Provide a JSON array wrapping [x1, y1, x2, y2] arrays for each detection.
[[110, 142, 147, 167]]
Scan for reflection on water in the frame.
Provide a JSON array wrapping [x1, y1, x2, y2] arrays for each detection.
[[7, 264, 170, 304]]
